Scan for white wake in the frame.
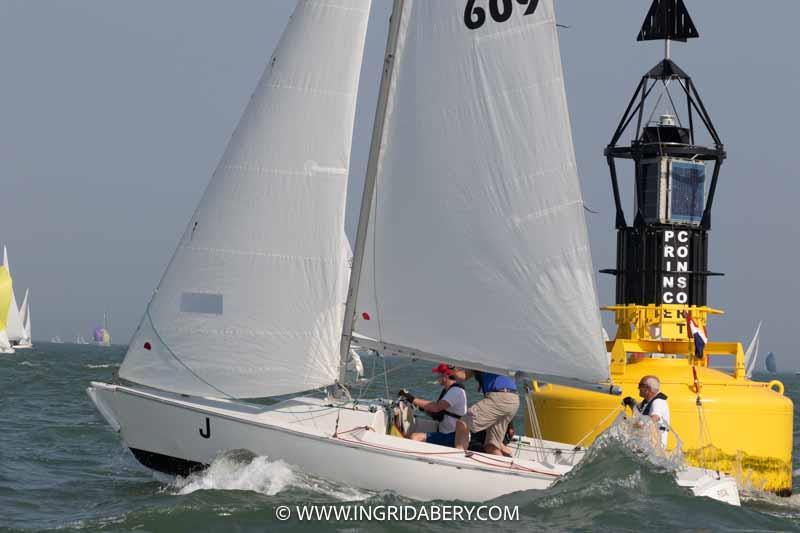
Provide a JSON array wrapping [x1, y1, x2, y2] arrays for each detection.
[[168, 451, 371, 501]]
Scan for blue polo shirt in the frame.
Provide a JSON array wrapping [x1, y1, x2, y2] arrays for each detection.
[[477, 372, 517, 394]]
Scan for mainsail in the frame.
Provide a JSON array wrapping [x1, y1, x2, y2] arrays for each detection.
[[350, 0, 608, 382], [119, 0, 371, 398]]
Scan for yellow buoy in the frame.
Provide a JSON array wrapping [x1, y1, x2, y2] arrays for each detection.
[[528, 305, 794, 495]]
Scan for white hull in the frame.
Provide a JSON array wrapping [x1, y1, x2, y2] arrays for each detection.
[[87, 382, 740, 505], [14, 341, 32, 349], [87, 382, 578, 501]]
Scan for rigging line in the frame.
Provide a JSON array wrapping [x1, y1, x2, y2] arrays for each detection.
[[355, 352, 380, 402], [382, 356, 391, 401], [664, 82, 683, 128], [574, 406, 624, 448], [144, 304, 235, 400], [355, 357, 417, 401], [524, 386, 546, 463], [691, 365, 716, 468], [270, 403, 351, 415], [645, 82, 666, 129]]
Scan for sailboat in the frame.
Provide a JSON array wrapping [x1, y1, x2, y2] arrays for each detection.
[[88, 0, 738, 504], [0, 254, 14, 354], [93, 312, 111, 347], [744, 322, 762, 378], [17, 289, 33, 349], [2, 247, 26, 348], [765, 352, 777, 374]]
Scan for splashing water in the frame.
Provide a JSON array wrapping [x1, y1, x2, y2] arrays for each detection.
[[168, 450, 371, 501], [595, 410, 687, 473]]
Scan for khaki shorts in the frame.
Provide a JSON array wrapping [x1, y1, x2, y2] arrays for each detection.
[[461, 391, 519, 449]]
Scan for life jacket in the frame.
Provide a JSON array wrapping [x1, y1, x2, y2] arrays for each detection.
[[638, 392, 668, 430], [430, 383, 465, 422]]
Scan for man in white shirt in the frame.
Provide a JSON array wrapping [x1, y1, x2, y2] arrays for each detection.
[[623, 375, 670, 447], [401, 363, 468, 447]]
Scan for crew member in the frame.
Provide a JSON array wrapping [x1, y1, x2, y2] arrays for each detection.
[[400, 363, 467, 447], [623, 375, 670, 447], [452, 369, 519, 456]]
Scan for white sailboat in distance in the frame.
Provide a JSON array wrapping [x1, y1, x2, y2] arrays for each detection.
[[0, 253, 14, 354], [17, 289, 33, 349], [88, 0, 739, 504], [3, 247, 26, 349]]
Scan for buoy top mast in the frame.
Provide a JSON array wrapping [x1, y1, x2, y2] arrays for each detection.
[[602, 0, 725, 310]]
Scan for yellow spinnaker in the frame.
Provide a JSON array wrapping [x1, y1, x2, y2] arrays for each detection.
[[0, 265, 12, 331]]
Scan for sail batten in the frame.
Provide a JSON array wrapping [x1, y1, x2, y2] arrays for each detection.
[[351, 0, 608, 382], [119, 0, 370, 399]]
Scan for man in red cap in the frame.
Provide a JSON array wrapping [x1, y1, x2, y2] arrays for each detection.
[[399, 363, 467, 447]]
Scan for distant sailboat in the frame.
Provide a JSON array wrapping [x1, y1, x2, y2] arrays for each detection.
[[744, 321, 762, 378], [765, 352, 777, 374], [17, 289, 33, 349], [93, 312, 112, 347], [50, 336, 63, 344], [75, 335, 89, 345], [0, 253, 14, 354], [2, 247, 26, 348]]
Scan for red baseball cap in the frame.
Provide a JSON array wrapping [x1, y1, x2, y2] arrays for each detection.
[[432, 363, 453, 376]]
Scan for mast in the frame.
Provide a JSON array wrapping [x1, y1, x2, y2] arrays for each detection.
[[338, 0, 406, 383]]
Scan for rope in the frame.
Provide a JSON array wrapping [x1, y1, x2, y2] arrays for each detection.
[[691, 366, 717, 468], [574, 406, 625, 448], [524, 385, 546, 463], [382, 356, 391, 401], [353, 356, 416, 401]]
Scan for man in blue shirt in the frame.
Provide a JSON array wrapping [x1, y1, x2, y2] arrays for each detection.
[[452, 369, 519, 456]]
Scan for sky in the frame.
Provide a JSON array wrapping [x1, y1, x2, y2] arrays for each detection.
[[1, 1, 798, 367]]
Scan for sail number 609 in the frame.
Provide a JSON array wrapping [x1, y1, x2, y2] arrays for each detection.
[[464, 0, 540, 30]]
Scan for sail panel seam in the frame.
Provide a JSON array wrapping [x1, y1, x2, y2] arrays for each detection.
[[474, 16, 554, 44], [219, 163, 349, 178], [509, 199, 583, 227], [308, 1, 370, 15], [180, 245, 339, 264], [261, 83, 356, 98]]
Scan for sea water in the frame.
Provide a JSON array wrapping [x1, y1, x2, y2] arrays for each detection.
[[2, 344, 799, 532]]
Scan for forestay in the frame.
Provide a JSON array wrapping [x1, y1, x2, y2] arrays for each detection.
[[353, 0, 608, 382], [120, 0, 370, 398]]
